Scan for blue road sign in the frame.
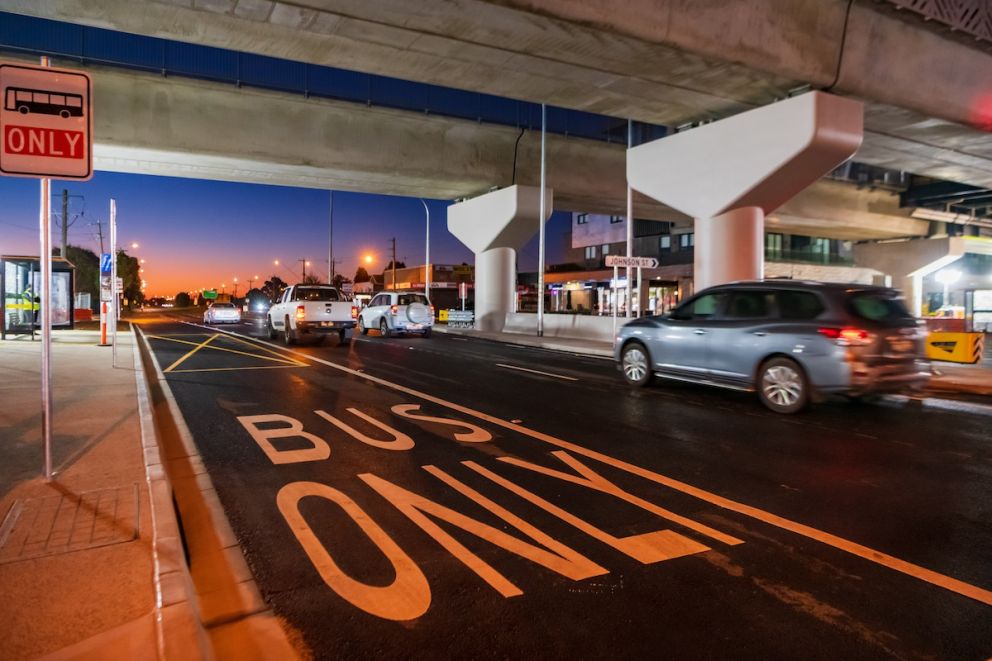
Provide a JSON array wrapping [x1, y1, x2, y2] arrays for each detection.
[[100, 253, 112, 274]]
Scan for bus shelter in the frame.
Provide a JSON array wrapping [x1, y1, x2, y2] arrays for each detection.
[[1, 255, 75, 339]]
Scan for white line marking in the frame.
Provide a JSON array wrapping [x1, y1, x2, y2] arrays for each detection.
[[178, 322, 992, 608], [495, 363, 579, 381]]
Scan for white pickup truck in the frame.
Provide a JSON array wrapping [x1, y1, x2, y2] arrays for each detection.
[[267, 284, 357, 345]]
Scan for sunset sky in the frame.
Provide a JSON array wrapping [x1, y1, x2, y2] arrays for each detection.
[[1, 172, 572, 297]]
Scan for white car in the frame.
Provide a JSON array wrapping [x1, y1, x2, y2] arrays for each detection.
[[203, 302, 241, 324], [357, 292, 434, 337]]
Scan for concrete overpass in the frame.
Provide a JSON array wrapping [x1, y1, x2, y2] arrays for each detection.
[[9, 0, 992, 188], [1, 52, 927, 240]]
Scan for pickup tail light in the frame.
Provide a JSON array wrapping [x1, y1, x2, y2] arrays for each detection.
[[295, 305, 306, 321], [351, 306, 358, 320], [429, 305, 435, 317], [818, 327, 872, 346], [390, 304, 398, 316]]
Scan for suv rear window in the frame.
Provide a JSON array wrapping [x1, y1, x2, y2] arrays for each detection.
[[776, 290, 824, 320], [398, 294, 428, 306], [848, 292, 913, 324], [295, 287, 339, 302]]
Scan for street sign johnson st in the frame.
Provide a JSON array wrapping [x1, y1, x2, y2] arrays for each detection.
[[0, 62, 93, 180]]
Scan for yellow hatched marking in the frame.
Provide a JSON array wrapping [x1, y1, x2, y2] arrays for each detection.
[[145, 334, 307, 367], [169, 365, 307, 374], [163, 334, 218, 373]]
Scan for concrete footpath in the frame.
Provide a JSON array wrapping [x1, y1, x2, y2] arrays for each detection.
[[0, 327, 295, 660], [435, 325, 992, 398]]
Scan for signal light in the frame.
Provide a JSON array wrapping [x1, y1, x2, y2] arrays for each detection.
[[295, 305, 306, 320], [351, 306, 358, 320]]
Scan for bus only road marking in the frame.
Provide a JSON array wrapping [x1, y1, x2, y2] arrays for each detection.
[[192, 322, 992, 610]]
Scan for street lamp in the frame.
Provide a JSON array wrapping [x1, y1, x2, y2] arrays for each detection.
[[221, 283, 226, 294], [935, 269, 961, 307], [420, 199, 430, 296], [233, 277, 240, 297]]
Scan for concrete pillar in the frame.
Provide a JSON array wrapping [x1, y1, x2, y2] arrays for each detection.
[[628, 92, 863, 290], [475, 247, 516, 331], [694, 207, 764, 290], [448, 185, 552, 332]]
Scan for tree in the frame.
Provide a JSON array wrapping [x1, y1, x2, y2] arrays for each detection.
[[65, 245, 99, 310], [353, 266, 370, 283], [175, 292, 192, 308], [384, 260, 406, 271], [116, 250, 143, 309], [332, 274, 352, 290], [262, 275, 287, 302], [302, 274, 322, 285]]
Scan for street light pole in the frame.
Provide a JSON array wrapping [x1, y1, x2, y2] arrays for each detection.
[[537, 103, 547, 337], [421, 199, 430, 296]]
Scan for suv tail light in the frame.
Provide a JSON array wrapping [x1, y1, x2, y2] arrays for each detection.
[[295, 305, 306, 320], [351, 306, 358, 320], [390, 304, 398, 316], [818, 327, 872, 346]]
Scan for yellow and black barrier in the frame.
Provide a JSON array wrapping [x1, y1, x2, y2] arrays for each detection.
[[925, 332, 985, 364], [438, 309, 449, 322]]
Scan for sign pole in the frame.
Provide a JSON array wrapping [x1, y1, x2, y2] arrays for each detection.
[[36, 55, 54, 481], [637, 265, 643, 317], [110, 199, 117, 368]]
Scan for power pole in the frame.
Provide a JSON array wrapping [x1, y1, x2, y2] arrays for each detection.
[[92, 219, 105, 254], [391, 237, 397, 291], [328, 191, 334, 284], [298, 259, 307, 281]]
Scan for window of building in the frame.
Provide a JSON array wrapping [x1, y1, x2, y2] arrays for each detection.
[[679, 233, 694, 248], [576, 213, 589, 225], [609, 215, 624, 224], [584, 246, 597, 259], [765, 233, 783, 254], [601, 244, 610, 255], [660, 235, 671, 250]]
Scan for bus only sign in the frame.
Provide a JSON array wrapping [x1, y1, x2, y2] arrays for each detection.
[[0, 62, 92, 180]]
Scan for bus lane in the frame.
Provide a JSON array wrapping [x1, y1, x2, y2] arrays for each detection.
[[140, 320, 992, 659]]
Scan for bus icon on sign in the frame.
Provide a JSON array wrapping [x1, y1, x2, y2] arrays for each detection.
[[4, 87, 84, 119]]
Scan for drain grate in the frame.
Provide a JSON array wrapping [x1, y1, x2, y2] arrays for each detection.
[[0, 484, 139, 564]]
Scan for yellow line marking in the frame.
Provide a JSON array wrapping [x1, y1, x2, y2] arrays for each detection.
[[200, 323, 992, 609], [163, 333, 217, 373], [145, 333, 307, 366]]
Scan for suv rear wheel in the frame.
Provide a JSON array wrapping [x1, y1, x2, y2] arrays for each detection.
[[379, 318, 391, 338], [758, 357, 808, 414], [621, 342, 652, 387]]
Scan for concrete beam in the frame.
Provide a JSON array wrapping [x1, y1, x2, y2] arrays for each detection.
[[6, 56, 928, 241], [75, 61, 672, 218], [8, 0, 992, 187]]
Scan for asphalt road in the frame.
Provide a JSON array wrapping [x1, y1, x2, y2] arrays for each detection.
[[138, 312, 992, 660]]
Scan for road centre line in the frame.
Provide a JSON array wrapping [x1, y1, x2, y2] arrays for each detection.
[[496, 363, 579, 381], [183, 322, 992, 608]]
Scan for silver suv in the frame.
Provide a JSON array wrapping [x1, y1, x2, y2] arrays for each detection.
[[615, 281, 930, 413], [357, 291, 434, 337]]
